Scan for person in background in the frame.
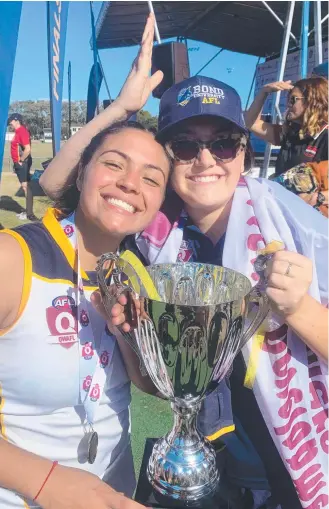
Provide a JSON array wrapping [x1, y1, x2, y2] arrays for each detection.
[[245, 77, 328, 176], [7, 113, 38, 221]]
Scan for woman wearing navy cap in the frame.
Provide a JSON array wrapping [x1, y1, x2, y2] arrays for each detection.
[[41, 14, 327, 509]]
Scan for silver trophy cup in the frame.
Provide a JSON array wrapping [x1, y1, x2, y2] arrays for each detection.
[[97, 258, 269, 503]]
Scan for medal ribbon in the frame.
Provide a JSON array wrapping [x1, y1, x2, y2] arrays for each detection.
[[60, 213, 116, 428]]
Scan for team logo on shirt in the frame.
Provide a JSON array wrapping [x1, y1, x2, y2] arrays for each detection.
[[63, 224, 74, 238], [100, 350, 109, 368], [177, 240, 193, 262], [82, 375, 92, 392], [90, 383, 101, 402], [46, 295, 78, 349], [80, 309, 89, 327], [82, 341, 94, 360]]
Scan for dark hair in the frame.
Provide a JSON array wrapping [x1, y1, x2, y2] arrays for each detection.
[[54, 121, 170, 217]]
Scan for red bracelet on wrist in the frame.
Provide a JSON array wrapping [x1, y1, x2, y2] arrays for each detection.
[[33, 461, 58, 502]]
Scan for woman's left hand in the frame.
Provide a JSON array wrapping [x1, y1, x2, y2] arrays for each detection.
[[265, 250, 313, 317]]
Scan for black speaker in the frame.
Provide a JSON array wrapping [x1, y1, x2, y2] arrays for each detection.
[[151, 42, 190, 99], [103, 99, 113, 109]]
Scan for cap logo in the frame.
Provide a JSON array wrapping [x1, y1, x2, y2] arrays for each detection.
[[177, 84, 225, 107], [177, 87, 192, 106]]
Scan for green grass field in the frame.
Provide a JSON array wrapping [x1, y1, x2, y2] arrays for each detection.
[[0, 147, 172, 475]]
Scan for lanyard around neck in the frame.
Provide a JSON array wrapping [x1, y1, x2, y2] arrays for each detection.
[[60, 213, 116, 426]]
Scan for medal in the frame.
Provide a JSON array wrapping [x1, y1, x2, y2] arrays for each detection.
[[87, 430, 98, 464]]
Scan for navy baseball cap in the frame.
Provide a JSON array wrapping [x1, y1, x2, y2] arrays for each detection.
[[7, 113, 23, 125], [156, 76, 247, 140]]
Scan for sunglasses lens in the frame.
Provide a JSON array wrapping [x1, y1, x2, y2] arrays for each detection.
[[210, 139, 237, 160], [171, 140, 199, 161]]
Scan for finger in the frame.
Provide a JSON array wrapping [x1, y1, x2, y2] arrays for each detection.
[[111, 303, 125, 317], [267, 272, 290, 290], [266, 287, 286, 306], [141, 13, 153, 44], [265, 259, 295, 278], [149, 70, 164, 91], [121, 322, 132, 333], [272, 250, 308, 268], [112, 312, 127, 326], [118, 294, 128, 306]]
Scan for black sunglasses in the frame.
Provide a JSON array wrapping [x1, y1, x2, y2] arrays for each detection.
[[165, 133, 247, 163], [288, 96, 305, 106]]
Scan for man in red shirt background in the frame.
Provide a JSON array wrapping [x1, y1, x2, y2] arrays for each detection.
[[7, 113, 37, 221]]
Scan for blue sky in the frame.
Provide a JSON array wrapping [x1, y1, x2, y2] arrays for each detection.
[[10, 1, 263, 115]]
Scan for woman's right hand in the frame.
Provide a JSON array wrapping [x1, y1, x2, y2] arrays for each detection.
[[262, 80, 294, 94], [38, 464, 145, 509], [115, 13, 163, 116]]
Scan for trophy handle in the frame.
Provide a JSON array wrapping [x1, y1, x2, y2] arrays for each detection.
[[240, 284, 270, 349], [96, 252, 147, 375]]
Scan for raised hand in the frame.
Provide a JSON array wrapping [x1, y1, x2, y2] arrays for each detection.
[[262, 80, 294, 94], [116, 13, 163, 116]]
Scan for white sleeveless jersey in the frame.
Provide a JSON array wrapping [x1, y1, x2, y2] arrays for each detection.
[[0, 209, 135, 508]]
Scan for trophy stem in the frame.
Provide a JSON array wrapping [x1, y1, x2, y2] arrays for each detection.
[[167, 399, 202, 449], [147, 398, 219, 502]]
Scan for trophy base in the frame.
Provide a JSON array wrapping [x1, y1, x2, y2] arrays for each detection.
[[147, 434, 219, 503], [135, 439, 226, 508]]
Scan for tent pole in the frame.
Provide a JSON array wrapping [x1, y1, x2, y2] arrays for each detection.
[[261, 1, 298, 45], [260, 1, 295, 179], [147, 1, 161, 44], [97, 54, 112, 101], [245, 57, 261, 109], [90, 1, 99, 114], [195, 48, 224, 76], [308, 14, 328, 37], [300, 1, 310, 78], [314, 0, 323, 65]]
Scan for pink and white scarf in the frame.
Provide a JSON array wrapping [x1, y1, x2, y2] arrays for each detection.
[[136, 176, 328, 508]]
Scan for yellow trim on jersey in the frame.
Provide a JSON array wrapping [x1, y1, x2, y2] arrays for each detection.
[[206, 424, 235, 442], [32, 272, 98, 292], [0, 384, 7, 439], [23, 501, 30, 509], [42, 208, 89, 281], [0, 230, 32, 337]]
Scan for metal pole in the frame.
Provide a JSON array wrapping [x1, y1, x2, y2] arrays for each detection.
[[195, 48, 224, 76], [68, 62, 72, 138], [314, 0, 323, 65], [147, 0, 161, 44], [245, 57, 261, 109], [261, 1, 298, 45], [300, 1, 310, 78], [90, 1, 99, 114], [97, 55, 112, 101], [260, 1, 295, 179], [308, 14, 328, 36]]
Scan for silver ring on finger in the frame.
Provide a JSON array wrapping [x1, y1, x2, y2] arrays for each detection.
[[285, 262, 292, 277]]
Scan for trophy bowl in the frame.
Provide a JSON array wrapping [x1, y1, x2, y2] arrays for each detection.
[[97, 258, 269, 503]]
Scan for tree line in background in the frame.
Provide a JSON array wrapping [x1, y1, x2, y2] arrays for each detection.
[[8, 100, 158, 139]]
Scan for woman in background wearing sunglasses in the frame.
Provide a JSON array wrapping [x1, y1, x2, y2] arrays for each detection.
[[41, 15, 328, 509], [245, 77, 328, 176]]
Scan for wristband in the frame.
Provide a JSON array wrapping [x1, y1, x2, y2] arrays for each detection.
[[33, 461, 58, 502]]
